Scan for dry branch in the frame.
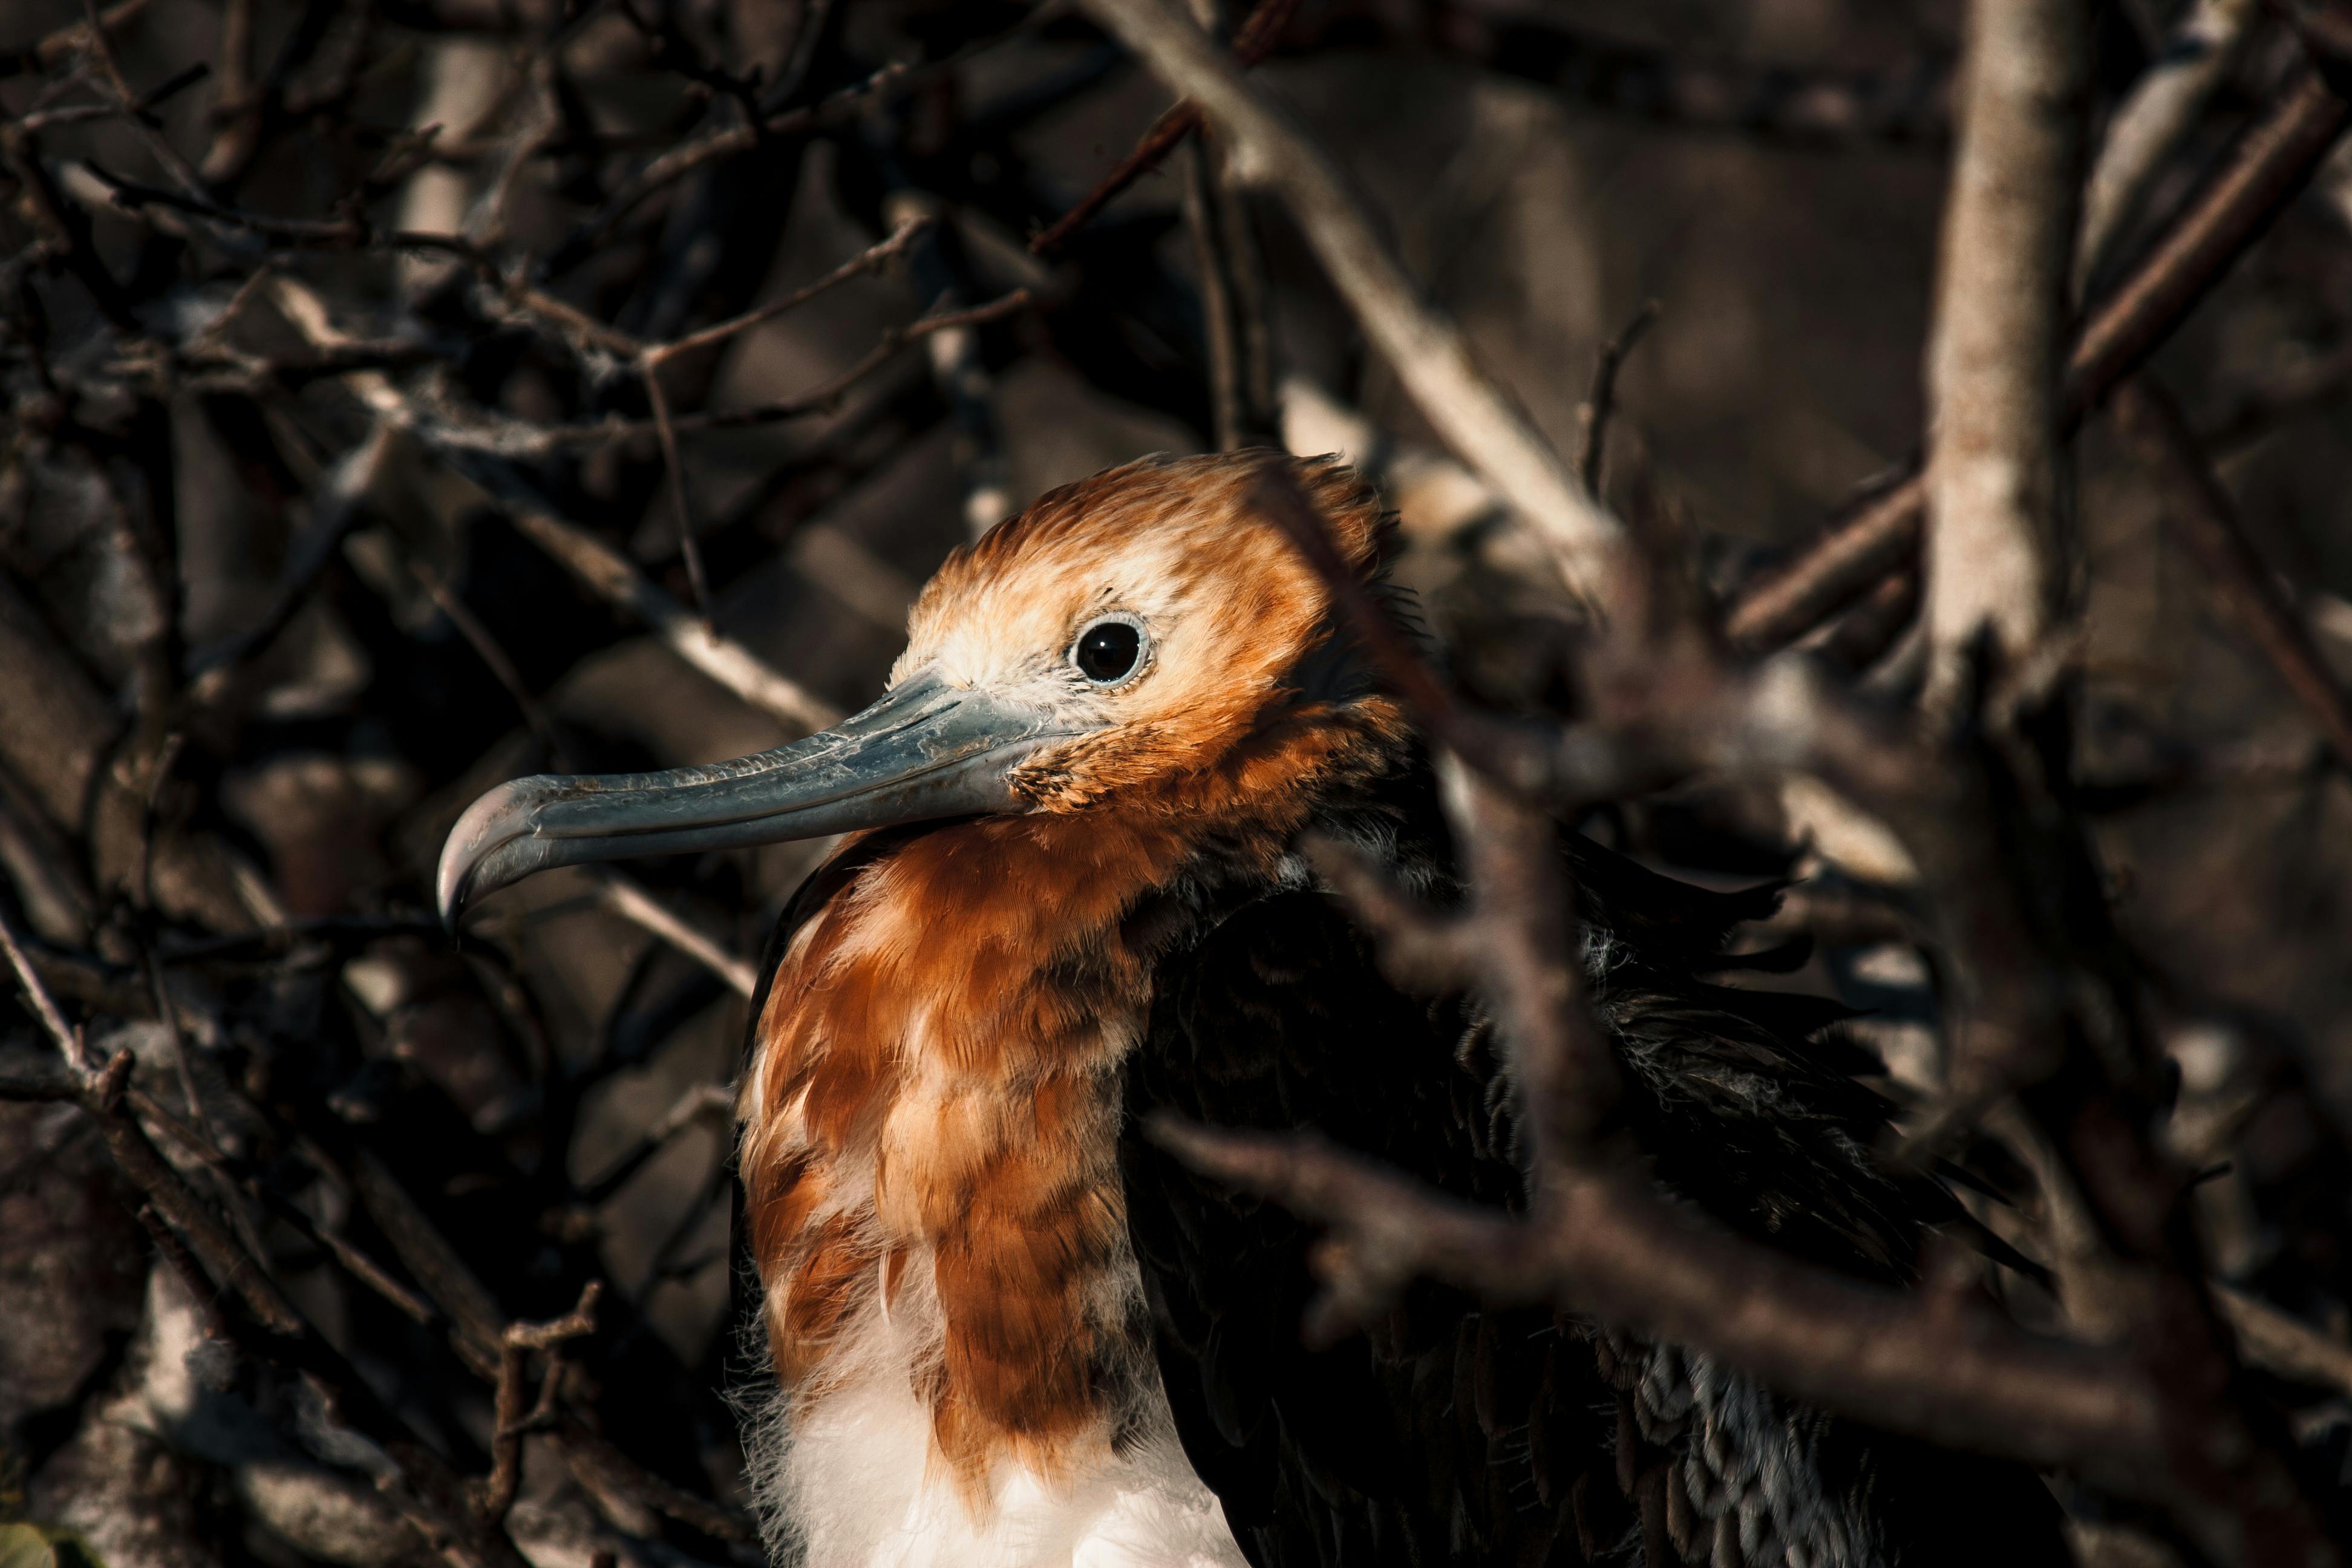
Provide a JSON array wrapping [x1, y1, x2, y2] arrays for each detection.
[[1079, 0, 1625, 607], [500, 504, 841, 734], [597, 875, 757, 999], [1921, 0, 2087, 701], [2113, 377, 2352, 774], [1151, 1120, 2166, 1491], [1576, 299, 1660, 497], [1029, 0, 1301, 257]]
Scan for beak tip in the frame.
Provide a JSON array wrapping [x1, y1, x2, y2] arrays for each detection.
[[434, 831, 476, 935], [436, 775, 543, 936]]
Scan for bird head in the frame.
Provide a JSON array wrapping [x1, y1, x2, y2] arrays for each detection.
[[436, 452, 1399, 927]]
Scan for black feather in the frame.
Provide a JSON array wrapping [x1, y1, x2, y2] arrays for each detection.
[[1119, 761, 2073, 1568]]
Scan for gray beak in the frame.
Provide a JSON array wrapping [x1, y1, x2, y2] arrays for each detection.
[[436, 672, 1067, 929]]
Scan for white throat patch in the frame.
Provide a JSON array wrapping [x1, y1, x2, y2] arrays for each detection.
[[738, 1253, 1248, 1568]]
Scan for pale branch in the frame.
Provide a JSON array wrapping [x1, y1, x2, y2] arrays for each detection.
[[1922, 0, 2088, 701], [1, 896, 91, 1077], [596, 875, 758, 1000], [498, 501, 841, 734], [2213, 1283, 2352, 1400], [1079, 0, 1625, 608]]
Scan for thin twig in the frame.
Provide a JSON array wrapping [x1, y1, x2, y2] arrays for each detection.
[[15, 0, 152, 77], [477, 1280, 601, 1525], [596, 875, 757, 999], [499, 502, 841, 734], [638, 215, 933, 611], [200, 0, 256, 181], [2214, 1283, 2352, 1398], [1576, 299, 1660, 497], [409, 559, 564, 757], [579, 1082, 735, 1203], [1, 899, 91, 1078], [2114, 377, 2352, 774], [642, 216, 930, 366], [640, 369, 711, 619], [75, 0, 208, 199], [1029, 0, 1301, 256]]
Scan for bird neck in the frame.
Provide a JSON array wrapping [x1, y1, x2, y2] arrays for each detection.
[[737, 703, 1410, 1494]]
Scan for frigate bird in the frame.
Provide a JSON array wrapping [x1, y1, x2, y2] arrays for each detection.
[[437, 453, 2069, 1568]]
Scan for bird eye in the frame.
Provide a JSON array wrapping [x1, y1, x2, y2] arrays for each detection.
[[1071, 617, 1145, 685]]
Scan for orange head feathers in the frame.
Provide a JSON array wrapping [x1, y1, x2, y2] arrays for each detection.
[[899, 453, 1396, 818]]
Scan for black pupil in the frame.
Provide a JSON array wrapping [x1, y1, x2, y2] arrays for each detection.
[[1076, 621, 1141, 682]]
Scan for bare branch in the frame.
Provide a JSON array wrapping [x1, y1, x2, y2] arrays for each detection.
[[1576, 299, 1661, 497], [596, 875, 757, 999], [1149, 1118, 2166, 1491], [2213, 1284, 2352, 1399], [501, 503, 841, 734], [1, 899, 90, 1077], [2112, 377, 2352, 774], [478, 1281, 601, 1526], [1921, 0, 2088, 703], [1296, 833, 1479, 995], [1079, 0, 1624, 606], [1029, 0, 1301, 257]]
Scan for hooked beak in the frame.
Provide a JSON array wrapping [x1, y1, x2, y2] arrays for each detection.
[[436, 672, 1067, 929]]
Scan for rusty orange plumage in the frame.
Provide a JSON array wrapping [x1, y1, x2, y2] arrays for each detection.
[[737, 457, 1406, 1505]]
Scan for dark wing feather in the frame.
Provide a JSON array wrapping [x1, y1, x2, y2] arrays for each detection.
[[1121, 823, 2074, 1568], [1123, 883, 1606, 1565]]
